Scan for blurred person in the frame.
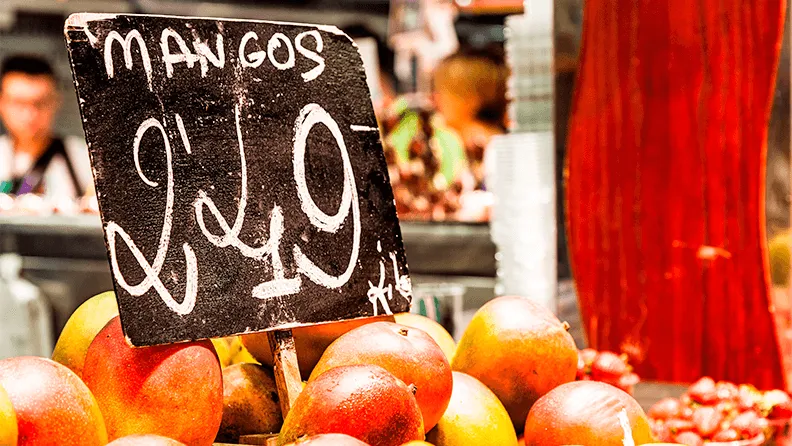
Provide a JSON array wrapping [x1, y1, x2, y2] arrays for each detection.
[[432, 49, 509, 191], [0, 55, 93, 198]]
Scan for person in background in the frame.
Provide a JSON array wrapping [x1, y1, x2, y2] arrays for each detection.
[[0, 55, 92, 199], [432, 48, 509, 191]]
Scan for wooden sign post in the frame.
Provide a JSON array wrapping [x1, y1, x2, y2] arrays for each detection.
[[64, 13, 412, 421]]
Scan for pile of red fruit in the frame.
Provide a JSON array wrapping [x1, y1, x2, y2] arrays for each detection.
[[649, 376, 792, 445], [576, 348, 640, 395]]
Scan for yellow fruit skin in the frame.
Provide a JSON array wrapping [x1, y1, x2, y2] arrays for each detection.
[[52, 291, 119, 378], [0, 384, 17, 446], [394, 313, 456, 361], [401, 442, 434, 446], [212, 338, 233, 368], [228, 337, 259, 365], [426, 372, 518, 446]]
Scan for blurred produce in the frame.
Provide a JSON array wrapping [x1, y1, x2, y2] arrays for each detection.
[[648, 377, 792, 444], [0, 193, 99, 215], [576, 348, 640, 395]]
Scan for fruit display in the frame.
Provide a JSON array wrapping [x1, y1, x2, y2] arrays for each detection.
[[648, 377, 792, 445], [240, 315, 395, 380], [576, 348, 641, 395], [4, 290, 791, 445], [451, 295, 578, 432], [308, 321, 453, 432]]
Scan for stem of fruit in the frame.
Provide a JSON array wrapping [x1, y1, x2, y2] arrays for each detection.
[[267, 329, 303, 418]]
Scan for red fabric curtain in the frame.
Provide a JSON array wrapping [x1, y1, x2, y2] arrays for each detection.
[[566, 0, 788, 389]]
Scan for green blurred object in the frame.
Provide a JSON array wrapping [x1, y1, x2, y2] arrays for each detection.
[[0, 181, 11, 194], [769, 230, 791, 286], [384, 97, 467, 187]]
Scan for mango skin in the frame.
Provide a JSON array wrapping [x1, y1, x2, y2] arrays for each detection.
[[279, 364, 424, 446], [83, 317, 222, 445], [52, 291, 119, 378], [0, 356, 107, 446]]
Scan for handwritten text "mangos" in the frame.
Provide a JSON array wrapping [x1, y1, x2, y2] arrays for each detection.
[[103, 27, 325, 90]]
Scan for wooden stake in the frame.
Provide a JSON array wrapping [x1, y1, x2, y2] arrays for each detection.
[[267, 329, 302, 418]]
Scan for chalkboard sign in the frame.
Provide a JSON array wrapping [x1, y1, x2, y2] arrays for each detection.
[[64, 13, 411, 346]]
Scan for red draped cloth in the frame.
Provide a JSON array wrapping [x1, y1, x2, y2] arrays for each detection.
[[566, 0, 788, 389]]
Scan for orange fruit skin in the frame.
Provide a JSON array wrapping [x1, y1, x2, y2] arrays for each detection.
[[83, 317, 222, 445], [309, 322, 452, 432], [107, 434, 186, 445], [0, 384, 17, 446], [218, 363, 283, 442], [279, 364, 424, 446], [523, 381, 654, 446], [241, 315, 394, 379], [283, 433, 370, 445], [0, 356, 107, 446], [401, 442, 434, 446], [452, 296, 578, 431]]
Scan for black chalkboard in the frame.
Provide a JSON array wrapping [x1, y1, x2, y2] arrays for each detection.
[[64, 13, 411, 347]]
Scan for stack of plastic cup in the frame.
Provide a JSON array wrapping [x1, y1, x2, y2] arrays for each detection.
[[488, 132, 557, 313]]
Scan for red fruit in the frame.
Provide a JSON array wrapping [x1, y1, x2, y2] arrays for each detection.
[[523, 381, 654, 446], [279, 365, 423, 446], [731, 411, 762, 438], [711, 429, 740, 442], [715, 400, 737, 415], [680, 406, 695, 420], [674, 431, 703, 446], [716, 382, 739, 401], [309, 322, 451, 433], [688, 377, 718, 404], [764, 390, 792, 419], [692, 406, 722, 437], [0, 357, 107, 446], [738, 386, 760, 411], [282, 434, 369, 445], [649, 398, 682, 420], [590, 351, 628, 382], [617, 373, 640, 394], [83, 317, 223, 445], [651, 420, 671, 442], [666, 418, 695, 434], [579, 349, 599, 367], [576, 356, 586, 380], [770, 399, 792, 419]]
